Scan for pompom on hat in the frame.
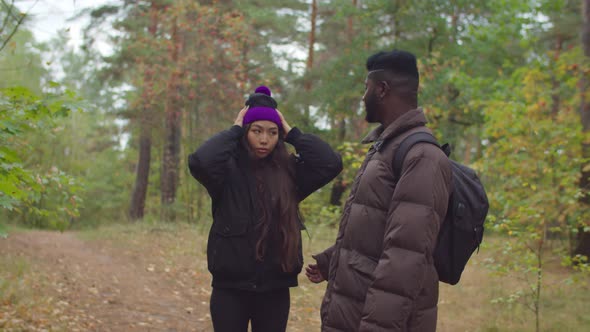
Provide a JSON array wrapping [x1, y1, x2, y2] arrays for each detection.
[[254, 85, 271, 96], [243, 85, 282, 130]]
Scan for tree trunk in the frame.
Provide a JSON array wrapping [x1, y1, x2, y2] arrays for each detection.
[[128, 127, 151, 220], [462, 132, 472, 164], [302, 0, 317, 128], [549, 36, 563, 239], [161, 18, 183, 221], [128, 3, 159, 221], [329, 0, 358, 207], [575, 0, 590, 257], [305, 0, 317, 89], [161, 103, 182, 221], [346, 0, 357, 43], [329, 118, 348, 206], [348, 0, 366, 138], [329, 180, 347, 206], [392, 0, 401, 42]]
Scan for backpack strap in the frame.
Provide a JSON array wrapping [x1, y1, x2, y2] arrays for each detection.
[[393, 132, 451, 179]]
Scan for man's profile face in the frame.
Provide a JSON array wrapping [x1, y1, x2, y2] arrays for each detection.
[[363, 78, 380, 123]]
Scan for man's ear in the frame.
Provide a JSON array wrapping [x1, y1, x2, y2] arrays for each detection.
[[379, 81, 390, 99]]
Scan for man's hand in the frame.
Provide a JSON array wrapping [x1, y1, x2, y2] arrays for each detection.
[[305, 263, 325, 283], [234, 106, 249, 127]]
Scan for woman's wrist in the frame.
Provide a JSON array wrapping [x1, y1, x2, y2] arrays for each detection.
[[283, 124, 292, 135]]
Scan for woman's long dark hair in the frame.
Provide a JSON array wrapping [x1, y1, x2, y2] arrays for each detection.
[[243, 125, 301, 273]]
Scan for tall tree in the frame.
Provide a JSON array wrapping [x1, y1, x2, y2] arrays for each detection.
[[302, 0, 317, 128], [128, 2, 161, 220], [160, 11, 182, 221], [576, 0, 590, 258]]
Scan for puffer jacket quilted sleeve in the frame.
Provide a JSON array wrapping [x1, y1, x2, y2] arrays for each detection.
[[358, 143, 451, 332], [187, 125, 243, 198], [313, 244, 336, 280], [286, 127, 343, 201]]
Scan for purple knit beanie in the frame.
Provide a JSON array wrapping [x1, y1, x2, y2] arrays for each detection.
[[243, 86, 282, 130]]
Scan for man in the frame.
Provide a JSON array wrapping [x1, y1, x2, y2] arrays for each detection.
[[306, 50, 452, 331]]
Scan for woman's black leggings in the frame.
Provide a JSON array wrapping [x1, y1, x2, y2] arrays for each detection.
[[210, 287, 290, 332]]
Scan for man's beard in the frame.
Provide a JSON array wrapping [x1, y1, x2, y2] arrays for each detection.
[[364, 91, 379, 123]]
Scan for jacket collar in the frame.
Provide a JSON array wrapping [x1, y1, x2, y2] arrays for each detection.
[[361, 108, 427, 144]]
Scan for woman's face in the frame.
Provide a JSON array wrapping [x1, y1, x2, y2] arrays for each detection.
[[247, 120, 280, 159]]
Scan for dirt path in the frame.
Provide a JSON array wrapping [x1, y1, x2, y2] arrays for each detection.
[[0, 230, 213, 331], [4, 229, 589, 331]]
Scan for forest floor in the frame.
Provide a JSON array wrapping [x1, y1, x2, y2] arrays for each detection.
[[1, 223, 589, 332], [0, 226, 213, 331]]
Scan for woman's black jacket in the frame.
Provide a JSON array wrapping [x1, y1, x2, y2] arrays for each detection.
[[188, 125, 342, 292]]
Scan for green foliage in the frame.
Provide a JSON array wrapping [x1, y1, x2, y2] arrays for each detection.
[[563, 254, 590, 277], [15, 167, 84, 231], [300, 197, 342, 226], [0, 84, 85, 230], [483, 50, 583, 235], [480, 44, 587, 330], [0, 32, 46, 92], [336, 141, 366, 185]]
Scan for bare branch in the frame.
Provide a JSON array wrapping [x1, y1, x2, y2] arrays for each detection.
[[0, 0, 16, 35], [0, 0, 39, 53]]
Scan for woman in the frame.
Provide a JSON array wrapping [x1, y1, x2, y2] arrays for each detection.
[[188, 86, 342, 332]]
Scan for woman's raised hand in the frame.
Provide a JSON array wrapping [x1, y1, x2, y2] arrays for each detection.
[[234, 106, 249, 127], [277, 110, 292, 136]]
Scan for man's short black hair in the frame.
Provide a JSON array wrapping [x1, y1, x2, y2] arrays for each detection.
[[366, 49, 419, 104], [366, 49, 419, 82]]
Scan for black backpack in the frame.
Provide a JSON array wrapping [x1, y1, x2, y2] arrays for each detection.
[[392, 132, 489, 285]]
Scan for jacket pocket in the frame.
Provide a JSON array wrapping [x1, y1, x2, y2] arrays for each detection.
[[213, 219, 248, 237], [348, 250, 378, 278], [207, 219, 254, 279], [334, 249, 378, 302]]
